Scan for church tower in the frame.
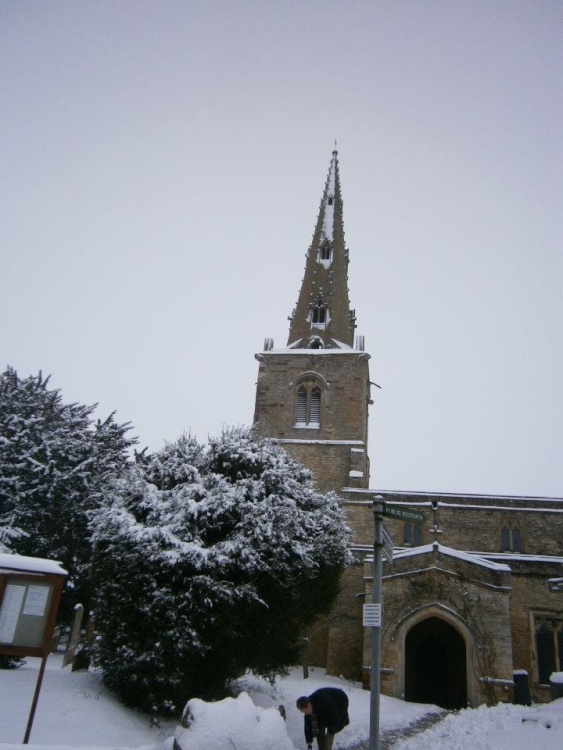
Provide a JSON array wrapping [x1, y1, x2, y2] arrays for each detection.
[[253, 149, 371, 495], [253, 150, 372, 677], [254, 151, 370, 492]]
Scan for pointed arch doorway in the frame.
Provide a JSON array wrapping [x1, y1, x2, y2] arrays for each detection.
[[405, 616, 467, 709]]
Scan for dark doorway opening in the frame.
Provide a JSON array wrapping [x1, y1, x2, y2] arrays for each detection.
[[405, 616, 467, 709]]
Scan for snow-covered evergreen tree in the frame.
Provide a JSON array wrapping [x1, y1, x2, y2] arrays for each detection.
[[90, 428, 352, 715], [0, 367, 136, 616]]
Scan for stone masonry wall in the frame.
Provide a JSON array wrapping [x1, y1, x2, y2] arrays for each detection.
[[254, 351, 370, 446], [279, 442, 363, 494]]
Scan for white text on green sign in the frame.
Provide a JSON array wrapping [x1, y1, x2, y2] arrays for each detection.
[[384, 506, 425, 524]]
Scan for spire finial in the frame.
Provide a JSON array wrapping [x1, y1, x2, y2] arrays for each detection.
[[333, 139, 338, 155]]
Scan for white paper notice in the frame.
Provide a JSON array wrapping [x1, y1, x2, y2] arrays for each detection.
[[23, 585, 50, 617], [363, 603, 382, 627], [0, 584, 26, 643]]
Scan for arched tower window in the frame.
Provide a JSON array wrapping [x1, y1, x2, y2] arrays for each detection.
[[311, 297, 328, 327], [319, 239, 332, 261], [312, 306, 326, 323], [295, 382, 322, 428]]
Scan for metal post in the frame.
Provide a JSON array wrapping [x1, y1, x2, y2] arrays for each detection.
[[369, 497, 384, 750], [23, 653, 48, 744]]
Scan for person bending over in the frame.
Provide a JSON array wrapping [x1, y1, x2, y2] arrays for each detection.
[[296, 687, 350, 750]]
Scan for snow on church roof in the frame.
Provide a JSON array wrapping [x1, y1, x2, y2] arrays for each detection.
[[483, 552, 563, 564], [392, 542, 511, 572], [365, 488, 563, 504]]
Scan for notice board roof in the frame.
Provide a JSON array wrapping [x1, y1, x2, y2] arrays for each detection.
[[0, 553, 67, 577]]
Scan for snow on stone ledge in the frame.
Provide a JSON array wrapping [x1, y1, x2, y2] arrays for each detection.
[[551, 672, 563, 684], [175, 691, 293, 750]]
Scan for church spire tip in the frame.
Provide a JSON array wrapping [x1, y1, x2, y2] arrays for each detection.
[[286, 149, 354, 349]]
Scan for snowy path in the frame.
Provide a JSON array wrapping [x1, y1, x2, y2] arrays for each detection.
[[345, 710, 449, 750]]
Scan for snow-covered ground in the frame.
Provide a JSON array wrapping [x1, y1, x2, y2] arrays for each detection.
[[1, 652, 562, 750]]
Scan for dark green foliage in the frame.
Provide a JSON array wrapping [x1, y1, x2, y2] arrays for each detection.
[[90, 428, 352, 715], [0, 367, 136, 617], [0, 654, 25, 669]]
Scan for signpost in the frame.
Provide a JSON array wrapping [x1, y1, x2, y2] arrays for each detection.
[[366, 498, 426, 750], [366, 497, 385, 750]]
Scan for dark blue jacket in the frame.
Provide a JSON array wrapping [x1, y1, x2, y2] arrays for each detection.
[[304, 687, 350, 742]]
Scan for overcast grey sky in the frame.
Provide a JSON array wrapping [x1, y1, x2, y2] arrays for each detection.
[[1, 1, 561, 497]]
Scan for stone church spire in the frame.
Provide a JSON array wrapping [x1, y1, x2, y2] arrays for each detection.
[[287, 149, 357, 349]]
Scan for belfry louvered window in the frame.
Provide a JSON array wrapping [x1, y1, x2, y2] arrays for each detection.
[[312, 306, 326, 324], [295, 384, 322, 427], [309, 388, 321, 422], [320, 240, 332, 261], [297, 388, 307, 423]]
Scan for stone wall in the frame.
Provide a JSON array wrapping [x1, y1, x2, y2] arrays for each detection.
[[254, 351, 370, 447]]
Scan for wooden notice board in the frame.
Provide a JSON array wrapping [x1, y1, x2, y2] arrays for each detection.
[[0, 555, 67, 658]]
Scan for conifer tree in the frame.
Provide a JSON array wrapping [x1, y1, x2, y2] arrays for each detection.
[[0, 367, 135, 616], [90, 428, 352, 715]]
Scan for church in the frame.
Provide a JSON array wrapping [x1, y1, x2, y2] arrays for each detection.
[[253, 150, 563, 708]]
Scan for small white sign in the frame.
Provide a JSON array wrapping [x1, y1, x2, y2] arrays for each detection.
[[363, 603, 381, 627], [23, 585, 50, 617]]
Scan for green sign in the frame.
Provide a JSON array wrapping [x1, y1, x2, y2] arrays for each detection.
[[384, 505, 425, 524]]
